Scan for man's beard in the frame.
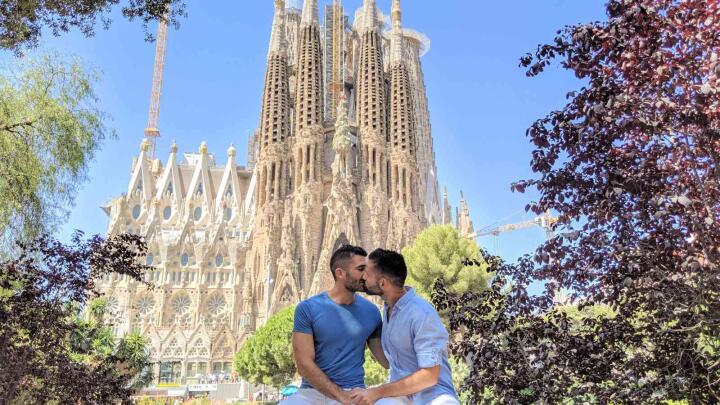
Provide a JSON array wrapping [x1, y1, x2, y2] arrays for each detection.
[[362, 281, 382, 296], [346, 278, 366, 293]]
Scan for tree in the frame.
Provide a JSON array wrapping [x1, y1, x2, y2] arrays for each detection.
[[432, 0, 720, 403], [0, 232, 152, 403], [0, 54, 110, 255], [0, 0, 186, 55], [403, 225, 491, 299], [235, 305, 296, 387], [364, 349, 388, 387]]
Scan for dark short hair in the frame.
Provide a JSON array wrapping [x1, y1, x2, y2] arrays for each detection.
[[368, 249, 407, 287], [330, 245, 367, 279]]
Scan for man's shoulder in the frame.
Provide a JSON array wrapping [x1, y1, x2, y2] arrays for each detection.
[[407, 292, 441, 319], [297, 293, 328, 311]]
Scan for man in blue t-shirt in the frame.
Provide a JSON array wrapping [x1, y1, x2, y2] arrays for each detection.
[[281, 245, 410, 405]]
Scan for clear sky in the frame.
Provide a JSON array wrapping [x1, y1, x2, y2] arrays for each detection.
[[33, 0, 606, 263]]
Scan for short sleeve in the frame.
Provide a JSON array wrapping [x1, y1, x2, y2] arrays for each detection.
[[368, 308, 382, 340], [413, 311, 449, 368], [293, 301, 313, 335]]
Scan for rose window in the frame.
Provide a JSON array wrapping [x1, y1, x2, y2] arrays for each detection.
[[136, 296, 155, 315], [105, 297, 119, 314], [207, 296, 226, 315], [172, 295, 191, 314]]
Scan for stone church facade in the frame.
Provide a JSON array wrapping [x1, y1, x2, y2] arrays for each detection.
[[97, 0, 474, 383]]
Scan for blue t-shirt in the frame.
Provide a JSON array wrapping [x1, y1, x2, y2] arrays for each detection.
[[294, 292, 382, 389]]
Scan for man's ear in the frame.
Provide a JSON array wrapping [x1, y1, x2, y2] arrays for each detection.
[[335, 267, 345, 280]]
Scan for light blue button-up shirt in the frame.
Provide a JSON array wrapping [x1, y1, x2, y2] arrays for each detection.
[[381, 286, 458, 404]]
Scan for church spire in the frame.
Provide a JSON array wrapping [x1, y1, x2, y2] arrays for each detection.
[[361, 0, 378, 32], [390, 0, 404, 65], [457, 191, 475, 237], [301, 0, 318, 26], [268, 0, 287, 58], [257, 0, 291, 205], [392, 0, 402, 29], [295, 0, 323, 133]]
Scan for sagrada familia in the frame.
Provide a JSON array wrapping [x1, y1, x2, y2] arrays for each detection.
[[97, 0, 475, 382]]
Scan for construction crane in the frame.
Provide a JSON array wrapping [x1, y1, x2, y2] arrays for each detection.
[[471, 211, 558, 239], [329, 0, 344, 119], [144, 14, 169, 161]]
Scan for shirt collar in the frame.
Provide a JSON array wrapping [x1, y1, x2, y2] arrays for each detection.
[[393, 286, 416, 313]]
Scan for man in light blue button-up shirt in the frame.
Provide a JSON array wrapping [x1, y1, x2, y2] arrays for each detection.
[[350, 249, 460, 405]]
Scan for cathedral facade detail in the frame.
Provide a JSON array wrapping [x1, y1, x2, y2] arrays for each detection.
[[97, 0, 473, 383]]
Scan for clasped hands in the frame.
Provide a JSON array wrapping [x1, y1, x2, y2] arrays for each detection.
[[341, 387, 380, 405]]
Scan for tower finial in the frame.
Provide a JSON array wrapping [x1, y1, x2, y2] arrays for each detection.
[[269, 0, 287, 57], [301, 0, 318, 26], [389, 0, 404, 65], [362, 0, 378, 32], [392, 0, 402, 30]]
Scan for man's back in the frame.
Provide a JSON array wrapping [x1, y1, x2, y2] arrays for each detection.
[[382, 287, 458, 404]]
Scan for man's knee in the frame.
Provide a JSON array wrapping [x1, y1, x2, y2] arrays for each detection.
[[375, 397, 412, 405], [427, 394, 462, 405], [279, 388, 322, 405]]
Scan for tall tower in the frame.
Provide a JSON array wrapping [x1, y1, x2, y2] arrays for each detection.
[[386, 0, 420, 248], [356, 0, 389, 249], [287, 0, 325, 295], [250, 0, 293, 325]]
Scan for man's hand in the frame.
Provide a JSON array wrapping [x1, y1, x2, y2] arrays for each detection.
[[349, 387, 381, 405], [336, 390, 355, 405]]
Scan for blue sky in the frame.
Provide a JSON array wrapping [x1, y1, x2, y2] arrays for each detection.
[[34, 0, 606, 263]]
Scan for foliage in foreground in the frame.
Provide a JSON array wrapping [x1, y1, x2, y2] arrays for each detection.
[[433, 0, 720, 403], [0, 0, 186, 54], [0, 233, 152, 403]]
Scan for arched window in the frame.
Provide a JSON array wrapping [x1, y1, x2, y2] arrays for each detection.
[[132, 205, 141, 220], [163, 206, 172, 220]]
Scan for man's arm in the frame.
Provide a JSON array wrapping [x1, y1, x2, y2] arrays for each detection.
[[293, 332, 351, 404], [366, 337, 389, 369], [352, 310, 451, 404], [350, 366, 440, 404]]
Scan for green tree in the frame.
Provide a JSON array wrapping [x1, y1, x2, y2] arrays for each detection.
[[234, 306, 296, 387], [0, 54, 111, 255], [364, 349, 388, 387], [0, 0, 186, 55], [402, 225, 491, 298]]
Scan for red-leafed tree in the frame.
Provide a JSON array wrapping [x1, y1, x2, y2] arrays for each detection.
[[432, 1, 720, 403], [0, 233, 152, 403]]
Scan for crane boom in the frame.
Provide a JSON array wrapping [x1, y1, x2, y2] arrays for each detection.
[[144, 16, 169, 160], [472, 211, 558, 238]]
